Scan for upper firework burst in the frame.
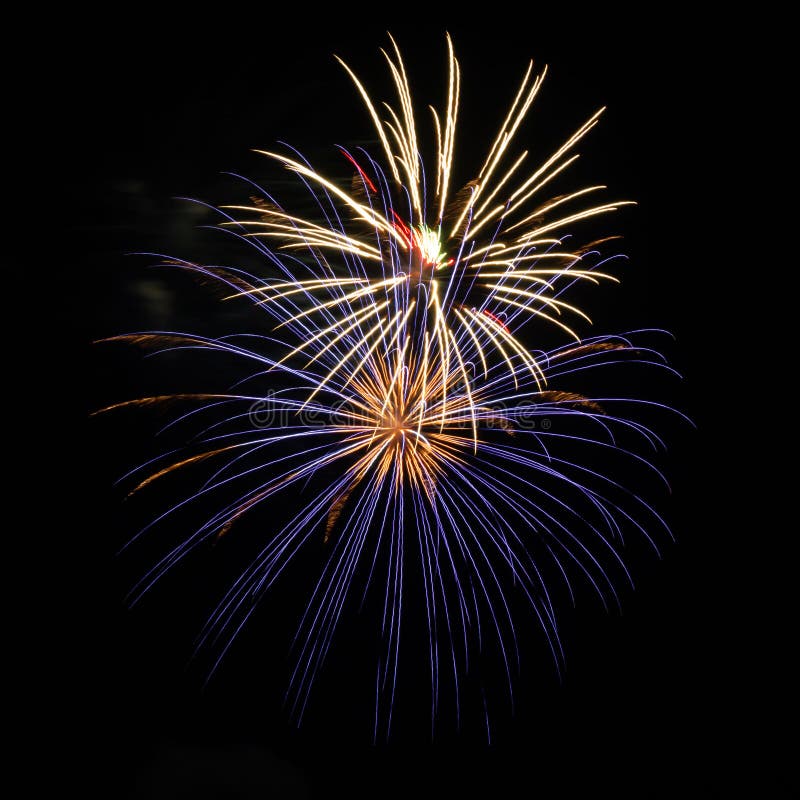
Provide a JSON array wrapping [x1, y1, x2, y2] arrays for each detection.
[[222, 34, 631, 400]]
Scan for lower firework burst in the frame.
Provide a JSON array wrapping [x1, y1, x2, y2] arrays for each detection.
[[98, 289, 679, 738]]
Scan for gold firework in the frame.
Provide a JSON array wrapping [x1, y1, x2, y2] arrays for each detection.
[[219, 34, 629, 411]]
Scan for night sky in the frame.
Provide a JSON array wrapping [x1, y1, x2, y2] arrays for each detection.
[[50, 14, 788, 799]]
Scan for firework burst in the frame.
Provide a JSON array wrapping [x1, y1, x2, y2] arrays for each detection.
[[222, 33, 632, 406], [97, 35, 683, 739]]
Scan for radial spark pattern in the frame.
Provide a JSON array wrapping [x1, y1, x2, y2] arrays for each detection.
[[98, 35, 682, 738]]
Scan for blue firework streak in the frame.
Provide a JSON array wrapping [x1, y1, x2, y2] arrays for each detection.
[[97, 34, 685, 739]]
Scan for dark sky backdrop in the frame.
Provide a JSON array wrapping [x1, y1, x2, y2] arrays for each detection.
[[51, 13, 787, 799]]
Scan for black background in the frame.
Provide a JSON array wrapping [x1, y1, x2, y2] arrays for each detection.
[[46, 12, 788, 799]]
